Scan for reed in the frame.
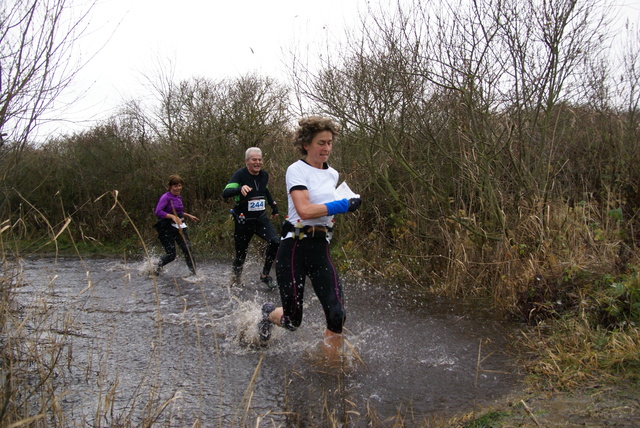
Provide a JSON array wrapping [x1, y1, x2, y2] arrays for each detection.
[[4, 167, 640, 426], [0, 201, 217, 426], [2, 186, 639, 427], [1, 203, 450, 427], [518, 301, 640, 391]]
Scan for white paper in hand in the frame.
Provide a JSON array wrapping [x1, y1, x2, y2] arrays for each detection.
[[335, 182, 360, 199]]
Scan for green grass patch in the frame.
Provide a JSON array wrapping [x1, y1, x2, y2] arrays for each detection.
[[463, 410, 511, 427]]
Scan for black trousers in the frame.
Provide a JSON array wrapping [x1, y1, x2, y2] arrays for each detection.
[[232, 213, 279, 276], [275, 237, 345, 334], [156, 219, 196, 274]]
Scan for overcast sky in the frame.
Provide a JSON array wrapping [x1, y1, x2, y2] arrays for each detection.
[[42, 0, 640, 139], [45, 0, 366, 137]]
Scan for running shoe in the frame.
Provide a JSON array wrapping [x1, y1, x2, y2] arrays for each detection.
[[231, 266, 242, 285], [261, 275, 276, 290], [258, 302, 276, 341], [153, 264, 163, 276]]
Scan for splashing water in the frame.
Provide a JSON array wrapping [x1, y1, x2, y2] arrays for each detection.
[[12, 255, 522, 426]]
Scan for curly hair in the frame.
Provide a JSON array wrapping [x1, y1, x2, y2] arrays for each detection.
[[292, 116, 340, 156]]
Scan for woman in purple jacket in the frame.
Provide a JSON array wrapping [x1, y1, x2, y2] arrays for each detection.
[[154, 175, 199, 275]]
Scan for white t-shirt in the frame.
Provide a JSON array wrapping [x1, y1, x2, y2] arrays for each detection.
[[285, 159, 338, 228]]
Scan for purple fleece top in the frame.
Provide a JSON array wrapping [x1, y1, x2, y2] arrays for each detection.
[[154, 191, 184, 219]]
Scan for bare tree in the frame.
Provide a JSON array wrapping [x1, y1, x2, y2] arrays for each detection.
[[0, 0, 95, 179], [143, 70, 290, 201]]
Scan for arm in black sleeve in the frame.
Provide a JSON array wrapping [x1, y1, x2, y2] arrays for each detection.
[[222, 185, 241, 199], [265, 187, 279, 214], [222, 170, 243, 199]]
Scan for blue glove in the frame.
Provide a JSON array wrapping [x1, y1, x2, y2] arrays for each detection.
[[325, 198, 349, 216], [325, 198, 362, 215]]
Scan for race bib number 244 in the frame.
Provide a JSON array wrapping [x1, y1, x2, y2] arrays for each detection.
[[248, 199, 266, 211]]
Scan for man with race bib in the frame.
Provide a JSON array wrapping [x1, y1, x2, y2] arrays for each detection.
[[222, 147, 280, 288]]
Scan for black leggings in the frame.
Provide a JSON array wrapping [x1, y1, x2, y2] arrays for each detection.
[[275, 237, 345, 334], [156, 220, 196, 273], [233, 214, 279, 276]]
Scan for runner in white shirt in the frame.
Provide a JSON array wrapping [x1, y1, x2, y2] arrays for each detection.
[[258, 116, 361, 360]]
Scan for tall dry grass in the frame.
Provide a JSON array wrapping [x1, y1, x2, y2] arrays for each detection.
[[2, 203, 479, 427], [1, 1, 639, 419]]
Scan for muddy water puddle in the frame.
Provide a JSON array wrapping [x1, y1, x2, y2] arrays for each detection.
[[12, 256, 523, 426]]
